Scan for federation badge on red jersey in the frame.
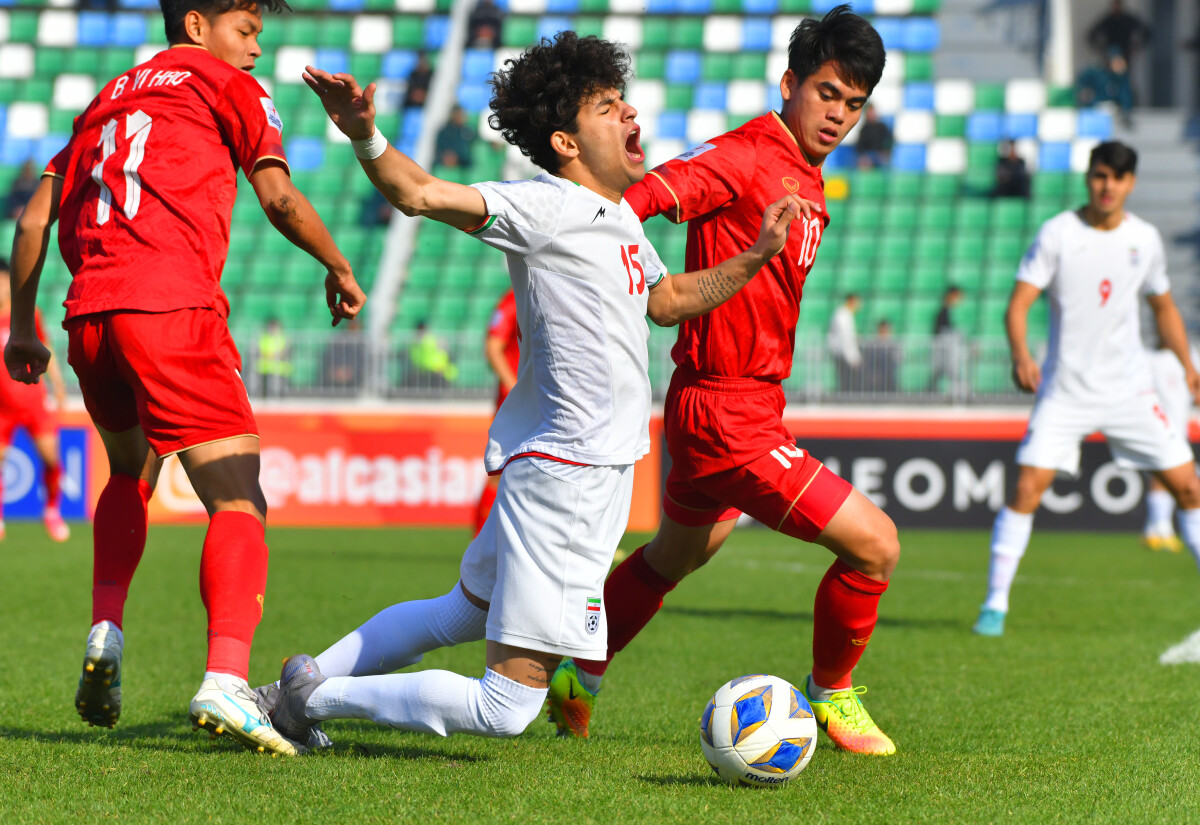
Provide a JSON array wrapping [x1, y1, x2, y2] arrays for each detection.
[[674, 143, 715, 163], [260, 97, 283, 134]]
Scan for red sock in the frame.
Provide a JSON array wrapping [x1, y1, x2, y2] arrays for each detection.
[[811, 559, 889, 690], [473, 482, 497, 537], [200, 511, 269, 679], [92, 475, 153, 628], [576, 545, 676, 677], [43, 464, 61, 509]]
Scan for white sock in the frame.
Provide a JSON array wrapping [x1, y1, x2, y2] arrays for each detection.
[[307, 667, 546, 738], [983, 507, 1034, 613], [1144, 489, 1177, 537], [203, 672, 248, 691], [1175, 508, 1200, 572], [314, 584, 487, 678], [806, 674, 847, 702], [88, 621, 123, 646]]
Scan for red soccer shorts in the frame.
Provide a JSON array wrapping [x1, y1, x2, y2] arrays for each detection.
[[65, 308, 257, 457], [662, 369, 851, 541], [0, 397, 56, 444]]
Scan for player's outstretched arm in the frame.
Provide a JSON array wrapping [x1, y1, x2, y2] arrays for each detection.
[[1147, 292, 1200, 401], [646, 196, 807, 327], [250, 164, 366, 327], [4, 175, 60, 384], [304, 67, 487, 231], [1006, 281, 1042, 393]]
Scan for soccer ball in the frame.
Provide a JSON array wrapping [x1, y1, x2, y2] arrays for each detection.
[[699, 674, 817, 788]]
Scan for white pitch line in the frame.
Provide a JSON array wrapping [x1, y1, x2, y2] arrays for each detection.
[[1160, 628, 1200, 665]]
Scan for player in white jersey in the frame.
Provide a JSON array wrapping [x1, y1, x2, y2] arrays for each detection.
[[975, 141, 1200, 637], [261, 33, 811, 743], [1141, 345, 1198, 551]]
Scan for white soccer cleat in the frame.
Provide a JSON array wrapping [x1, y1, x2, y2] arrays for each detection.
[[76, 622, 123, 728], [189, 676, 303, 757]]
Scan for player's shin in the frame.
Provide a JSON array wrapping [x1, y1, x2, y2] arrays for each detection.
[[810, 559, 888, 690], [575, 544, 675, 679], [199, 511, 268, 680], [92, 475, 152, 627], [1175, 508, 1200, 571]]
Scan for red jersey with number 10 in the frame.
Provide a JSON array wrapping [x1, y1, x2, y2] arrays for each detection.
[[625, 112, 828, 382], [45, 46, 288, 322]]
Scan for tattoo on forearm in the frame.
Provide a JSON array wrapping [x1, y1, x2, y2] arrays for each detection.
[[696, 269, 740, 306]]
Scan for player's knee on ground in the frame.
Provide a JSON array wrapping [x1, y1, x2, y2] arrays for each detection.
[[475, 669, 546, 738]]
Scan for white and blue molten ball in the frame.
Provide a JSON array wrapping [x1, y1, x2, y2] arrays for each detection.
[[699, 674, 817, 787]]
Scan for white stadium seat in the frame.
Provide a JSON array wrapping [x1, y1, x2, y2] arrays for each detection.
[[276, 47, 317, 85], [134, 44, 167, 67], [508, 0, 548, 12], [868, 84, 902, 115], [395, 0, 436, 12], [629, 79, 665, 117], [703, 17, 742, 52], [0, 44, 35, 80], [647, 138, 686, 170], [771, 17, 804, 51], [894, 110, 934, 144], [604, 17, 643, 51], [352, 16, 393, 54], [1070, 138, 1100, 172], [726, 80, 767, 116], [0, 11, 10, 44], [7, 102, 49, 139], [1037, 108, 1077, 142], [37, 10, 77, 47], [1005, 79, 1046, 113], [874, 0, 915, 12], [934, 79, 974, 115], [878, 51, 905, 89], [609, 0, 646, 14], [687, 110, 726, 145], [925, 138, 966, 174], [52, 74, 97, 112]]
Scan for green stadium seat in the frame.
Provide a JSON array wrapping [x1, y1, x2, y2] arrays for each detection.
[[951, 232, 986, 262], [847, 199, 883, 230], [987, 233, 1027, 264], [8, 10, 39, 42], [991, 200, 1028, 231], [841, 231, 876, 264], [393, 17, 425, 49], [873, 263, 909, 294], [665, 83, 693, 111], [702, 53, 734, 82], [780, 0, 815, 11], [921, 174, 961, 201], [671, 19, 704, 51], [878, 233, 914, 262], [919, 202, 954, 229], [946, 262, 985, 290], [732, 53, 767, 80], [935, 115, 965, 138], [35, 48, 68, 76], [1032, 173, 1067, 198], [643, 19, 671, 49], [966, 142, 998, 171], [574, 17, 605, 39], [954, 200, 990, 231], [984, 261, 1016, 292], [635, 51, 666, 79], [903, 297, 942, 334], [882, 203, 918, 232], [848, 170, 887, 199], [444, 261, 475, 290], [974, 82, 1005, 111], [910, 263, 947, 294], [317, 18, 352, 49], [886, 173, 923, 200], [502, 16, 538, 48], [1030, 200, 1061, 227], [815, 230, 841, 263], [905, 53, 933, 82], [915, 232, 949, 263], [580, 0, 610, 12], [868, 297, 904, 331], [834, 261, 873, 294], [899, 361, 933, 393]]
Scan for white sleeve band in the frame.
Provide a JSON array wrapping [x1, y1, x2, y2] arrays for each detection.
[[351, 129, 388, 160]]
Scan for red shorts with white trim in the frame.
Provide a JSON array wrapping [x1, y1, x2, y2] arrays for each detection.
[[662, 369, 851, 541], [0, 398, 57, 443], [65, 308, 257, 457]]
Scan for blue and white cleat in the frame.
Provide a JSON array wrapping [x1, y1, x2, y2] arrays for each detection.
[[189, 676, 302, 756], [256, 680, 333, 749], [76, 622, 123, 728], [272, 654, 327, 744], [973, 608, 1006, 637]]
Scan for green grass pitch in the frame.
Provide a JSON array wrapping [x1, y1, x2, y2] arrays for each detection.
[[4, 523, 1200, 824]]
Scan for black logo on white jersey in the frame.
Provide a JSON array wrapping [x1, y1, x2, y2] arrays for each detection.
[[591, 207, 606, 223]]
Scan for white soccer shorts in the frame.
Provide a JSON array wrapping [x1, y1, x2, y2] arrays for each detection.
[[1016, 390, 1196, 476], [459, 456, 635, 660]]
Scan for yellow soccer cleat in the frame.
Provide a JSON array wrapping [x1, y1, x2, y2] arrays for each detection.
[[545, 659, 596, 738], [802, 682, 896, 756]]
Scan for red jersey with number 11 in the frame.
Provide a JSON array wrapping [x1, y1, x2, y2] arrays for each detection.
[[625, 112, 828, 382], [45, 46, 288, 322]]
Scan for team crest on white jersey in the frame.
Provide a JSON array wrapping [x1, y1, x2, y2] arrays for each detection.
[[674, 143, 715, 162], [260, 98, 283, 134], [585, 597, 601, 635], [1129, 246, 1140, 266]]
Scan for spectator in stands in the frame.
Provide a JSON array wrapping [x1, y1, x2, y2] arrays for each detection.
[[403, 52, 433, 109], [436, 105, 476, 169], [929, 285, 967, 395], [862, 319, 899, 393], [361, 189, 393, 226], [255, 317, 292, 398], [855, 106, 893, 169], [993, 140, 1031, 199], [4, 161, 39, 220], [827, 293, 862, 392], [319, 319, 368, 395], [409, 321, 458, 390], [1088, 0, 1151, 67], [1076, 49, 1135, 127], [467, 0, 505, 48]]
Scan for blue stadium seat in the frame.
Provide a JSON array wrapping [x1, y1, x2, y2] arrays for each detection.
[[330, 0, 365, 10], [966, 112, 1003, 142], [873, 18, 904, 51], [35, 134, 67, 166], [1004, 113, 1038, 139], [313, 49, 349, 76], [823, 144, 854, 171], [767, 84, 783, 111], [694, 82, 727, 111], [0, 106, 7, 138], [665, 51, 702, 85], [0, 138, 35, 166], [382, 50, 419, 79], [892, 143, 926, 171], [110, 13, 146, 47], [456, 82, 491, 112], [77, 12, 112, 47], [742, 18, 772, 51], [118, 0, 159, 8], [646, 0, 681, 11], [1077, 109, 1113, 139], [538, 16, 572, 41], [658, 111, 688, 140], [287, 137, 324, 172], [547, 0, 581, 11], [743, 0, 778, 12], [678, 0, 714, 12], [903, 82, 935, 111], [402, 110, 424, 141], [815, 0, 871, 11], [1038, 142, 1071, 171], [424, 16, 450, 50], [462, 49, 494, 83], [903, 18, 940, 51]]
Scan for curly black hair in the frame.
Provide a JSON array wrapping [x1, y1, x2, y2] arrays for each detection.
[[160, 0, 290, 44], [489, 32, 631, 173], [788, 4, 885, 95]]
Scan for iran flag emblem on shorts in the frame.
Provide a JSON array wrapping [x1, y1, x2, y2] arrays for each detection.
[[585, 597, 602, 635]]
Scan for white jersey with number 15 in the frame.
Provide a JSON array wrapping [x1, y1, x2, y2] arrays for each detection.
[[1017, 209, 1170, 403]]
